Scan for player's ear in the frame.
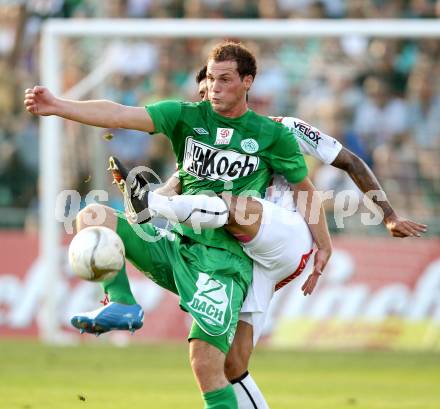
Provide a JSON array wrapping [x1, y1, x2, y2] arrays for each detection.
[[243, 74, 253, 91]]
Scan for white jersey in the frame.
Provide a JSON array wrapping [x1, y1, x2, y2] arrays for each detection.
[[240, 198, 313, 345], [240, 117, 341, 343], [266, 116, 343, 209]]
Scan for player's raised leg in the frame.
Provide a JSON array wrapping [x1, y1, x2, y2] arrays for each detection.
[[109, 155, 229, 228], [111, 156, 264, 240], [71, 203, 143, 334]]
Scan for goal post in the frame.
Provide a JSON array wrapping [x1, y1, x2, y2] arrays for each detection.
[[38, 18, 440, 343]]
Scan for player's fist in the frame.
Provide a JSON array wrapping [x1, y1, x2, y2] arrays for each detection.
[[24, 86, 58, 116]]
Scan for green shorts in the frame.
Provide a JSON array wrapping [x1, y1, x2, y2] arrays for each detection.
[[116, 213, 252, 354]]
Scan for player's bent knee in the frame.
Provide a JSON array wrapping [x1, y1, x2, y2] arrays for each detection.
[[190, 354, 211, 379], [190, 339, 228, 393], [226, 196, 262, 237], [76, 204, 117, 232], [228, 196, 257, 221]]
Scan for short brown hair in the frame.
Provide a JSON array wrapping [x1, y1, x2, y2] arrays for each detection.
[[207, 41, 257, 80]]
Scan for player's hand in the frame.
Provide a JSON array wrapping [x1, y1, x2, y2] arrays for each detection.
[[384, 214, 427, 238], [24, 86, 58, 116], [301, 247, 331, 296]]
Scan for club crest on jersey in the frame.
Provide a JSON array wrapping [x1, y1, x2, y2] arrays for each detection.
[[240, 138, 259, 154], [215, 128, 234, 145], [193, 127, 209, 135], [183, 137, 259, 182]]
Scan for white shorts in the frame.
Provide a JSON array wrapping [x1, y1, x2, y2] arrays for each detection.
[[238, 198, 313, 345]]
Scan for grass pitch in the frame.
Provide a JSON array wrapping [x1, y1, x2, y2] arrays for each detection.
[[1, 339, 439, 409]]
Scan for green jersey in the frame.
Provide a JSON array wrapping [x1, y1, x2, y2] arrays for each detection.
[[146, 100, 307, 257]]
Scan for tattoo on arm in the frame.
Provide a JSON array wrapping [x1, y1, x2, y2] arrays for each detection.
[[331, 148, 395, 220]]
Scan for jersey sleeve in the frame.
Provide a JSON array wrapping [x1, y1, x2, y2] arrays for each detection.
[[269, 126, 308, 184], [280, 117, 342, 164], [145, 100, 182, 137]]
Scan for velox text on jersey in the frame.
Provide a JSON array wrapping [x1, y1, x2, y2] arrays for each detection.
[[290, 121, 322, 147], [183, 137, 259, 182]]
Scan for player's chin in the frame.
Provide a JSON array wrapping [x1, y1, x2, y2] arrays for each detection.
[[211, 99, 227, 112]]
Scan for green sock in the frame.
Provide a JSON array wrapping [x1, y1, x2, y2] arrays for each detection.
[[203, 384, 237, 409], [101, 264, 136, 305]]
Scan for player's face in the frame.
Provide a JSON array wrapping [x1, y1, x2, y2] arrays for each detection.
[[198, 79, 208, 101], [206, 59, 252, 114]]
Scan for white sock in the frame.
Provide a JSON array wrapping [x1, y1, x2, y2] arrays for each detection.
[[148, 191, 229, 229], [232, 371, 270, 409]]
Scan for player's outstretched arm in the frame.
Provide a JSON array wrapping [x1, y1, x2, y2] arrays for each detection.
[[24, 86, 154, 132], [292, 177, 332, 296], [331, 147, 427, 238]]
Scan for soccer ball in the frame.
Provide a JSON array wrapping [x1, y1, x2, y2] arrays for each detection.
[[68, 226, 125, 282]]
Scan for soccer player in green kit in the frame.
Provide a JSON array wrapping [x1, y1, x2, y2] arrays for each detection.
[[24, 41, 331, 409]]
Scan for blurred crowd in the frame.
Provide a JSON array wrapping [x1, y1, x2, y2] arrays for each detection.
[[0, 0, 439, 234]]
